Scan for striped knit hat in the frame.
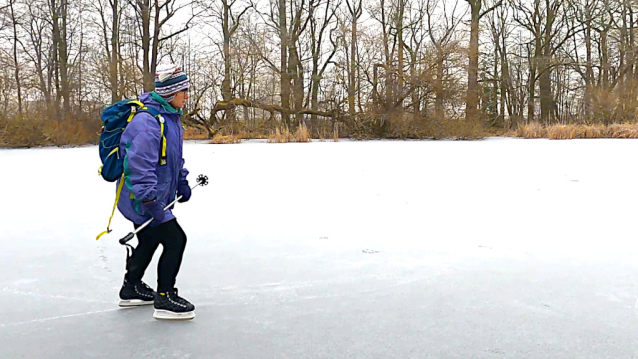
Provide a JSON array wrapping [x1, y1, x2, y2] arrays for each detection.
[[154, 64, 190, 101]]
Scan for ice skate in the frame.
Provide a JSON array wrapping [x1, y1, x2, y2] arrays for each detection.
[[153, 288, 195, 320], [118, 279, 156, 307]]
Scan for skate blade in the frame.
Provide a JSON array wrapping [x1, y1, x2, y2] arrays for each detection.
[[118, 299, 154, 307], [153, 309, 195, 320]]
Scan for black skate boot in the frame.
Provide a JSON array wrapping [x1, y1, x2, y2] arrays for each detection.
[[118, 279, 156, 307], [153, 288, 195, 320]]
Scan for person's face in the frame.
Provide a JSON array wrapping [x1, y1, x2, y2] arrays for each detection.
[[169, 89, 189, 109]]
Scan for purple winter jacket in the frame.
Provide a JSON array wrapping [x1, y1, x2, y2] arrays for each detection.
[[116, 92, 189, 225]]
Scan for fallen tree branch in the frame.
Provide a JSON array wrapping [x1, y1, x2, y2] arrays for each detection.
[[213, 98, 336, 119]]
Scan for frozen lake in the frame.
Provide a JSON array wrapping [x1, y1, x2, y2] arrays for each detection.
[[1, 138, 638, 358]]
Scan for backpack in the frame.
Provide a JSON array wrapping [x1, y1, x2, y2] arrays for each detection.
[[96, 99, 167, 240], [98, 99, 167, 182]]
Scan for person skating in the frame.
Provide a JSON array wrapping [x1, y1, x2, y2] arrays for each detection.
[[115, 64, 195, 320]]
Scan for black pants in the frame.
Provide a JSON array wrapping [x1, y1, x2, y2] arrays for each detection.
[[125, 219, 187, 293]]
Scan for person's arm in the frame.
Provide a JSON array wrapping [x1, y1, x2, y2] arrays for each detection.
[[179, 158, 189, 183]]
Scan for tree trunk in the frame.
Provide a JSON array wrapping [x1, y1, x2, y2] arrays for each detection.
[[465, 0, 481, 121], [584, 10, 592, 118], [396, 0, 405, 109], [493, 38, 500, 122], [150, 0, 161, 91], [528, 57, 536, 122], [629, 4, 635, 81], [279, 0, 291, 125], [110, 0, 120, 102], [9, 0, 22, 114], [410, 50, 419, 117], [539, 60, 552, 123], [59, 0, 71, 115], [288, 44, 304, 126], [381, 0, 392, 108], [348, 10, 357, 116], [619, 1, 627, 112], [51, 0, 62, 118], [222, 0, 235, 122], [435, 49, 444, 117], [600, 29, 609, 89], [28, 8, 52, 107], [310, 15, 319, 125], [140, 0, 153, 92], [539, 0, 555, 123], [499, 38, 513, 127], [310, 72, 319, 124]]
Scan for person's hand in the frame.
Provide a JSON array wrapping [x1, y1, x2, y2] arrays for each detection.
[[143, 200, 166, 226], [177, 180, 191, 203]]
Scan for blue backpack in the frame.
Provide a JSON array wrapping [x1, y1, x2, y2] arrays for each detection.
[[98, 99, 167, 182], [96, 99, 167, 240]]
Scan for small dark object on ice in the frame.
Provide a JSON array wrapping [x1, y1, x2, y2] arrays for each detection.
[[362, 249, 379, 254]]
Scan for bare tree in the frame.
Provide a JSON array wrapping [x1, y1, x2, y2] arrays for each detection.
[[464, 0, 501, 121], [50, 0, 71, 116], [130, 0, 195, 91], [308, 0, 339, 124], [426, 0, 463, 118], [345, 0, 361, 116], [7, 0, 23, 113]]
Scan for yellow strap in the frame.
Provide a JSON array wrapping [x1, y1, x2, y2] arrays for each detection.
[[128, 100, 145, 108], [160, 119, 167, 165], [126, 102, 147, 123], [96, 174, 125, 240], [108, 147, 118, 157], [126, 107, 137, 123], [162, 134, 167, 160]]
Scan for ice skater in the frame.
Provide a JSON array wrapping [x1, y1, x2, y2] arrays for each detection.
[[115, 63, 196, 320]]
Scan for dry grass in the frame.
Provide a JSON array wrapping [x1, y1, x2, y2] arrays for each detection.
[[515, 122, 547, 138], [8, 107, 638, 149], [209, 133, 242, 144], [547, 124, 574, 139], [435, 119, 487, 140], [350, 111, 487, 140], [267, 127, 293, 143], [0, 113, 99, 148], [575, 124, 607, 138], [42, 119, 99, 146], [183, 127, 209, 140], [267, 124, 311, 143], [295, 123, 311, 142], [606, 124, 638, 138], [513, 123, 638, 139]]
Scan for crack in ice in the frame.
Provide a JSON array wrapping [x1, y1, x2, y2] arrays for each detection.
[[0, 308, 120, 328]]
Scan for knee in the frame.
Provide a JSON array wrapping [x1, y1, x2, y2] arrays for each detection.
[[166, 221, 187, 250], [175, 230, 187, 250], [180, 232, 187, 248]]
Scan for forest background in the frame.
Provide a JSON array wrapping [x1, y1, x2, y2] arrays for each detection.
[[1, 0, 637, 147]]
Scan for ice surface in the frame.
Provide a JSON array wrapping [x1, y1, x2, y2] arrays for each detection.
[[1, 138, 638, 358]]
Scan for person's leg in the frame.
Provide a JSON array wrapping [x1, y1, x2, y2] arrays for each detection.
[[125, 224, 162, 284], [119, 223, 164, 306], [155, 219, 187, 292], [152, 219, 194, 319]]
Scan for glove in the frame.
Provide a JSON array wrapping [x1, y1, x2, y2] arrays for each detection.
[[143, 200, 166, 226], [177, 180, 191, 203]]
